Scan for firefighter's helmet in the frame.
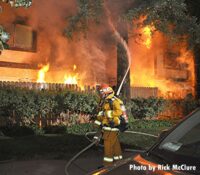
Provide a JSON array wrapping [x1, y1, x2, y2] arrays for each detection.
[[99, 84, 114, 99]]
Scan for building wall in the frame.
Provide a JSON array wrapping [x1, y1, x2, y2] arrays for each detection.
[[0, 24, 38, 82], [0, 67, 38, 82]]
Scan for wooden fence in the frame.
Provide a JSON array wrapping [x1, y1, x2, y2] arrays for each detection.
[[0, 81, 96, 93], [0, 81, 159, 98], [131, 87, 158, 98]]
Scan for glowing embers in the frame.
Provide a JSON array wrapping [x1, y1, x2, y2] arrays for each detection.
[[37, 64, 49, 83], [142, 26, 152, 49]]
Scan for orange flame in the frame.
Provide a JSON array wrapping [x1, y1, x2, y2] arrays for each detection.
[[130, 22, 195, 99], [143, 26, 152, 49], [37, 64, 49, 83], [64, 74, 78, 85], [73, 64, 77, 71], [64, 65, 78, 85]]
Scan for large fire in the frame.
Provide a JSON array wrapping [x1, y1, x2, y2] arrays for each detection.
[[36, 63, 81, 87], [130, 24, 195, 98], [37, 64, 49, 83]]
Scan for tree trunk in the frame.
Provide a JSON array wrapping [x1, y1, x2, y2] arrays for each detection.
[[194, 45, 200, 99]]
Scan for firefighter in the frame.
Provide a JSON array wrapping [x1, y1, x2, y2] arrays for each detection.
[[94, 84, 124, 167]]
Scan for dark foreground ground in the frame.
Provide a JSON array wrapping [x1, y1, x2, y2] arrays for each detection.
[[0, 121, 171, 175], [0, 149, 136, 175]]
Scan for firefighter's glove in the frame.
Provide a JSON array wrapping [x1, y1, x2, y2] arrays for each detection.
[[93, 134, 102, 146], [97, 111, 104, 117]]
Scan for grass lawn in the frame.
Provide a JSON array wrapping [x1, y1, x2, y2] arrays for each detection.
[[0, 120, 176, 161], [120, 119, 175, 149], [0, 134, 90, 161]]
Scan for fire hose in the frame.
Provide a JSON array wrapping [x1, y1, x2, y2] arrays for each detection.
[[64, 131, 157, 175], [85, 131, 157, 149], [64, 138, 99, 175]]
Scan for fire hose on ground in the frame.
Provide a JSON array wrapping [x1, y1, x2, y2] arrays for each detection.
[[64, 130, 158, 175]]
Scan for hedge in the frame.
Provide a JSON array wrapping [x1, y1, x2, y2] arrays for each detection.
[[0, 87, 169, 124], [127, 97, 166, 119], [1, 87, 197, 125], [0, 87, 98, 125]]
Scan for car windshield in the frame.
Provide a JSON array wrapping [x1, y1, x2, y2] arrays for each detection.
[[150, 109, 200, 173]]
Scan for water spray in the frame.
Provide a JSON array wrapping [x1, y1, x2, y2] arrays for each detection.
[[104, 4, 132, 96]]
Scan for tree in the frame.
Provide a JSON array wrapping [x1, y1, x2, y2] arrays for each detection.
[[185, 0, 200, 98], [64, 0, 104, 39], [1, 0, 32, 8], [0, 26, 9, 51], [125, 0, 200, 47]]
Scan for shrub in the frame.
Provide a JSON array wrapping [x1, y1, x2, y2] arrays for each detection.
[[0, 87, 98, 125], [63, 91, 98, 114], [181, 94, 199, 116], [128, 97, 166, 119], [128, 120, 174, 130]]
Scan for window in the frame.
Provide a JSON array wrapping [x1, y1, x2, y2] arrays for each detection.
[[6, 24, 36, 52]]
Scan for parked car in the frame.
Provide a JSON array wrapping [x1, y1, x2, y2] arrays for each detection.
[[90, 108, 200, 175]]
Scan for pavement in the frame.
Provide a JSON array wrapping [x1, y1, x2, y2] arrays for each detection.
[[0, 149, 103, 175], [0, 160, 67, 175], [0, 149, 137, 175]]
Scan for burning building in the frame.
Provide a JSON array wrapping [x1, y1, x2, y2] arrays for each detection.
[[129, 25, 195, 98], [0, 1, 195, 99], [0, 1, 117, 88]]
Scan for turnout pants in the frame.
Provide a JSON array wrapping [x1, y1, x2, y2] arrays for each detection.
[[103, 128, 122, 166]]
